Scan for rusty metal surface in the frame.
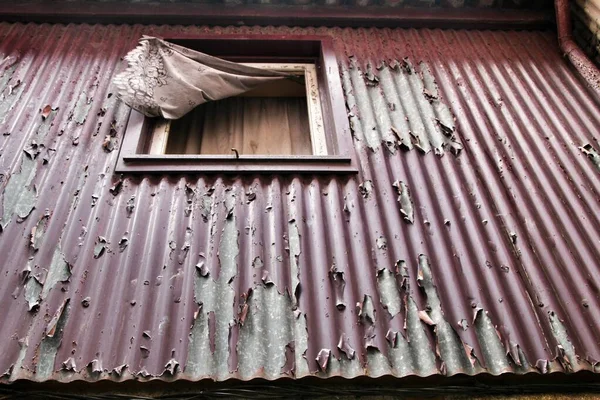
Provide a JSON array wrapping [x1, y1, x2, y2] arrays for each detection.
[[0, 23, 600, 385]]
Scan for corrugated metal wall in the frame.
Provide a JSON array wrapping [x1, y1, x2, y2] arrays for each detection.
[[1, 23, 600, 384]]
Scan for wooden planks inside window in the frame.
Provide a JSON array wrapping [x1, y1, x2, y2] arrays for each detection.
[[147, 63, 327, 157]]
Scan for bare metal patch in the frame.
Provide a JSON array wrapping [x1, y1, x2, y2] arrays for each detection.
[[417, 254, 478, 375], [376, 268, 401, 318], [342, 58, 462, 155], [40, 248, 72, 300], [549, 310, 581, 372], [472, 308, 511, 374], [36, 298, 71, 380], [1, 157, 37, 230], [23, 275, 42, 312], [237, 285, 296, 379], [187, 191, 238, 380]]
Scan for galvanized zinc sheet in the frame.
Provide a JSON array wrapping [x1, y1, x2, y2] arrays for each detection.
[[0, 23, 600, 384]]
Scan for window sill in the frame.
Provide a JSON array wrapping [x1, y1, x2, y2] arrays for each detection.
[[116, 154, 357, 174]]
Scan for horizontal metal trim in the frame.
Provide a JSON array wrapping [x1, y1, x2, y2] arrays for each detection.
[[0, 3, 554, 30], [123, 155, 352, 162], [118, 154, 357, 174], [4, 370, 600, 396]]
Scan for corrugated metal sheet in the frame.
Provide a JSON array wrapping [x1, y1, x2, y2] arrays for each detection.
[[0, 23, 600, 385]]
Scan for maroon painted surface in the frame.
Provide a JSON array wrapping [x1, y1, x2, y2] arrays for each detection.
[[0, 3, 554, 30], [0, 23, 599, 383]]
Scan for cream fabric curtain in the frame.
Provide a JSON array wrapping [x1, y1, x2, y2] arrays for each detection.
[[113, 36, 289, 119], [165, 97, 312, 156]]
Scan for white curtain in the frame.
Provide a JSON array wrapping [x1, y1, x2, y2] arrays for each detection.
[[113, 36, 290, 119]]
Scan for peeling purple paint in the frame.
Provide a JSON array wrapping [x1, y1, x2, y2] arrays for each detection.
[[0, 23, 598, 386]]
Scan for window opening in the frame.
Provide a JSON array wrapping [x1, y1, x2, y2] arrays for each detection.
[[115, 36, 356, 174], [147, 63, 326, 157]]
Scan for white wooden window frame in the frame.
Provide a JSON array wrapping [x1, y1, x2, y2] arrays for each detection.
[[148, 63, 327, 156]]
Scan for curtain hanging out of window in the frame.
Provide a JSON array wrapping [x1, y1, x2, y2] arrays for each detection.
[[113, 36, 290, 119]]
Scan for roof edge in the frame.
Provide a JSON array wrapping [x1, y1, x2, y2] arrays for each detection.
[[0, 2, 554, 30], [2, 371, 600, 398]]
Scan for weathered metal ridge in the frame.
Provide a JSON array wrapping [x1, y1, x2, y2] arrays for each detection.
[[0, 2, 554, 29], [0, 22, 600, 388]]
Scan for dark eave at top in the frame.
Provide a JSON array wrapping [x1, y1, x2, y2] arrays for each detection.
[[0, 1, 554, 30]]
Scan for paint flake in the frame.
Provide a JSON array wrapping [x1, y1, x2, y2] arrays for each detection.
[[118, 236, 129, 252], [40, 105, 54, 120], [337, 334, 356, 360], [125, 196, 135, 216], [418, 310, 436, 326], [164, 359, 179, 375], [94, 236, 108, 259], [112, 364, 127, 376], [109, 178, 123, 196], [30, 210, 50, 251], [385, 329, 398, 347], [196, 261, 209, 277], [329, 264, 346, 310], [62, 357, 76, 372], [316, 349, 330, 371], [47, 301, 69, 338], [88, 359, 102, 374], [358, 180, 374, 199], [392, 180, 414, 224]]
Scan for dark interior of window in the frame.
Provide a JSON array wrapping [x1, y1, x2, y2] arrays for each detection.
[[156, 39, 319, 157], [168, 38, 321, 63], [163, 78, 312, 156]]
